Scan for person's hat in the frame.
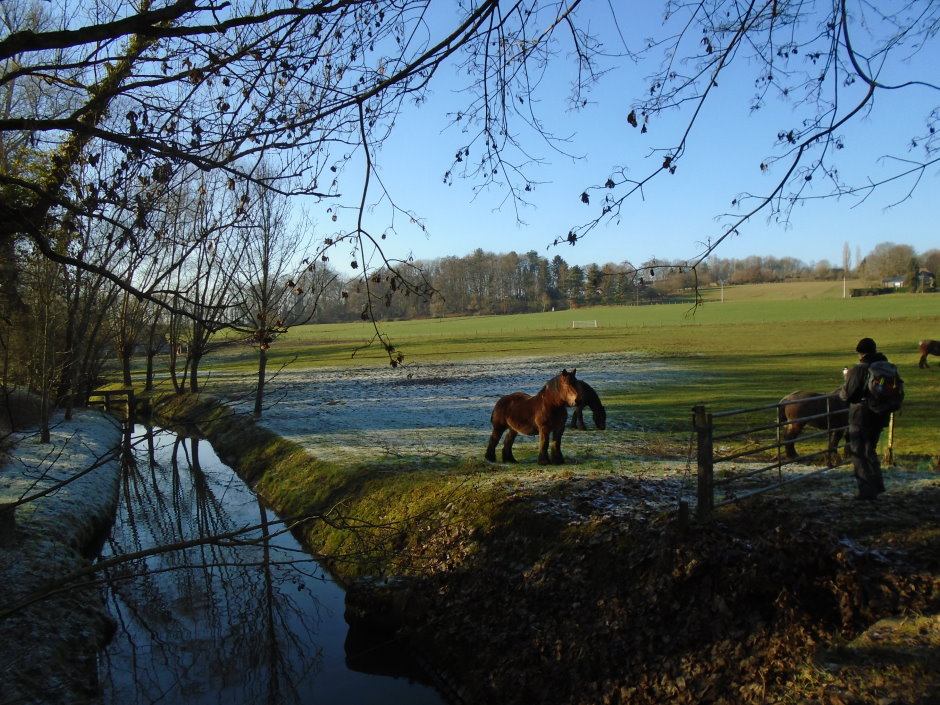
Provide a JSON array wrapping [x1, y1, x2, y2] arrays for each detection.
[[855, 337, 877, 354]]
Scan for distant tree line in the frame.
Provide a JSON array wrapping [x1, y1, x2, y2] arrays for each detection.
[[291, 242, 940, 324]]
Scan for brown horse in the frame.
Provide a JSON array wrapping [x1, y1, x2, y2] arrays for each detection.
[[918, 339, 940, 368], [485, 369, 581, 465], [777, 390, 848, 465], [569, 379, 607, 430]]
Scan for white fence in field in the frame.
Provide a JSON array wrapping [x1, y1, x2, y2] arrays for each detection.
[[571, 320, 598, 328]]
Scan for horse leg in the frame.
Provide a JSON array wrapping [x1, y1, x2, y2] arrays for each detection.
[[920, 354, 929, 369], [833, 428, 849, 461], [549, 426, 565, 465], [536, 425, 552, 465], [485, 423, 506, 462], [569, 406, 586, 430], [502, 429, 519, 463], [824, 430, 837, 467], [783, 424, 802, 459]]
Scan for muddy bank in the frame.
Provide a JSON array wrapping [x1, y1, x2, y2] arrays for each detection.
[[398, 489, 940, 705]]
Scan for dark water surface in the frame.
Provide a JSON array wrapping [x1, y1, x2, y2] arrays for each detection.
[[99, 425, 446, 705]]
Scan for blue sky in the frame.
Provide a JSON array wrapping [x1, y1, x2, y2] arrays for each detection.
[[330, 3, 939, 274]]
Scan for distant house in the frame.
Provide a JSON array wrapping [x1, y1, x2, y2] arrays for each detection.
[[882, 276, 905, 288]]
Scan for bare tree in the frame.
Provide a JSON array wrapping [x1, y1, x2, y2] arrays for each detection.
[[230, 182, 328, 417], [1, 2, 612, 326], [859, 241, 918, 281], [170, 172, 250, 394]]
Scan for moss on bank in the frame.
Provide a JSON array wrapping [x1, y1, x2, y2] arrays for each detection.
[[151, 392, 559, 583]]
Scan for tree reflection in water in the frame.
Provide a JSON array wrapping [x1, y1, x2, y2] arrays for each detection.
[[99, 425, 444, 705]]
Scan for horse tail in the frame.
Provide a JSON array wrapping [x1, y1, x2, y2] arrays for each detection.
[[777, 392, 798, 424]]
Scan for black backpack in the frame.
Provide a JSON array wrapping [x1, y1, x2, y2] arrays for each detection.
[[865, 360, 904, 413]]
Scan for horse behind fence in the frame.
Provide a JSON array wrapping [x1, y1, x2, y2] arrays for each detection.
[[777, 390, 848, 466]]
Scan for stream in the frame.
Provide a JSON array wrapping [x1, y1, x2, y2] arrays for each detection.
[[98, 424, 447, 705]]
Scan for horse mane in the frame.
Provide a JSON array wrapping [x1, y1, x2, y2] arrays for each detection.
[[544, 369, 576, 395]]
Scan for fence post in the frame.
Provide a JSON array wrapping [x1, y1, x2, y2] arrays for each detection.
[[125, 388, 136, 423], [883, 413, 895, 466], [693, 404, 714, 520]]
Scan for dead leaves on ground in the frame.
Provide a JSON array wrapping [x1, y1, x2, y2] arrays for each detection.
[[403, 486, 940, 705]]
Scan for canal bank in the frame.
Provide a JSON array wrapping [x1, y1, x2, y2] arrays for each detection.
[[0, 408, 124, 705]]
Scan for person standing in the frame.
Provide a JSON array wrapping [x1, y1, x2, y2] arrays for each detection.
[[838, 337, 900, 500]]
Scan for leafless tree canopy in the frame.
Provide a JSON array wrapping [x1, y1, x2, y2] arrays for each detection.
[[565, 0, 939, 270], [0, 0, 611, 307]]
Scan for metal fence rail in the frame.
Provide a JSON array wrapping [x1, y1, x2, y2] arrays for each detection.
[[691, 393, 880, 520]]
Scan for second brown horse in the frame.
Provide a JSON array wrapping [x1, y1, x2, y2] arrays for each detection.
[[919, 339, 940, 368], [485, 369, 581, 465], [778, 389, 848, 465]]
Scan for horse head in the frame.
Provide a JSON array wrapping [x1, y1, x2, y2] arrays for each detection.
[[557, 368, 580, 407]]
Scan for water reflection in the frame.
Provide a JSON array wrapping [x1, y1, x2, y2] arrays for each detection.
[[99, 425, 444, 705]]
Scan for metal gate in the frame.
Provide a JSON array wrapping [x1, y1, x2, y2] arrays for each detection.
[[690, 394, 891, 520]]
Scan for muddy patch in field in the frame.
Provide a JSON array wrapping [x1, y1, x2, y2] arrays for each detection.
[[211, 352, 690, 466]]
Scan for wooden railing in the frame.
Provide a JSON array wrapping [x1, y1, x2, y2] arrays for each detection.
[[87, 388, 136, 420]]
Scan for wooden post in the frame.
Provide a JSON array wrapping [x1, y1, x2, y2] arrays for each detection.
[[124, 388, 135, 423], [693, 404, 714, 520], [883, 412, 895, 466], [676, 499, 690, 534]]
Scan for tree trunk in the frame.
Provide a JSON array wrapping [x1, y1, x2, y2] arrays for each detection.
[[121, 344, 133, 387], [145, 351, 155, 391], [253, 347, 268, 417], [168, 344, 183, 395], [39, 387, 50, 444], [189, 350, 201, 394]]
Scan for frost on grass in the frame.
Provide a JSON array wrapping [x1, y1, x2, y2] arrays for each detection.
[[211, 353, 704, 523], [0, 410, 123, 705], [214, 352, 684, 466]]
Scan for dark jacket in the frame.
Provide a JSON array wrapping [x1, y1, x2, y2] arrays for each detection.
[[839, 352, 892, 428]]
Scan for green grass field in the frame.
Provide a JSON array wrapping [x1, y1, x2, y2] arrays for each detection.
[[198, 284, 939, 459]]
